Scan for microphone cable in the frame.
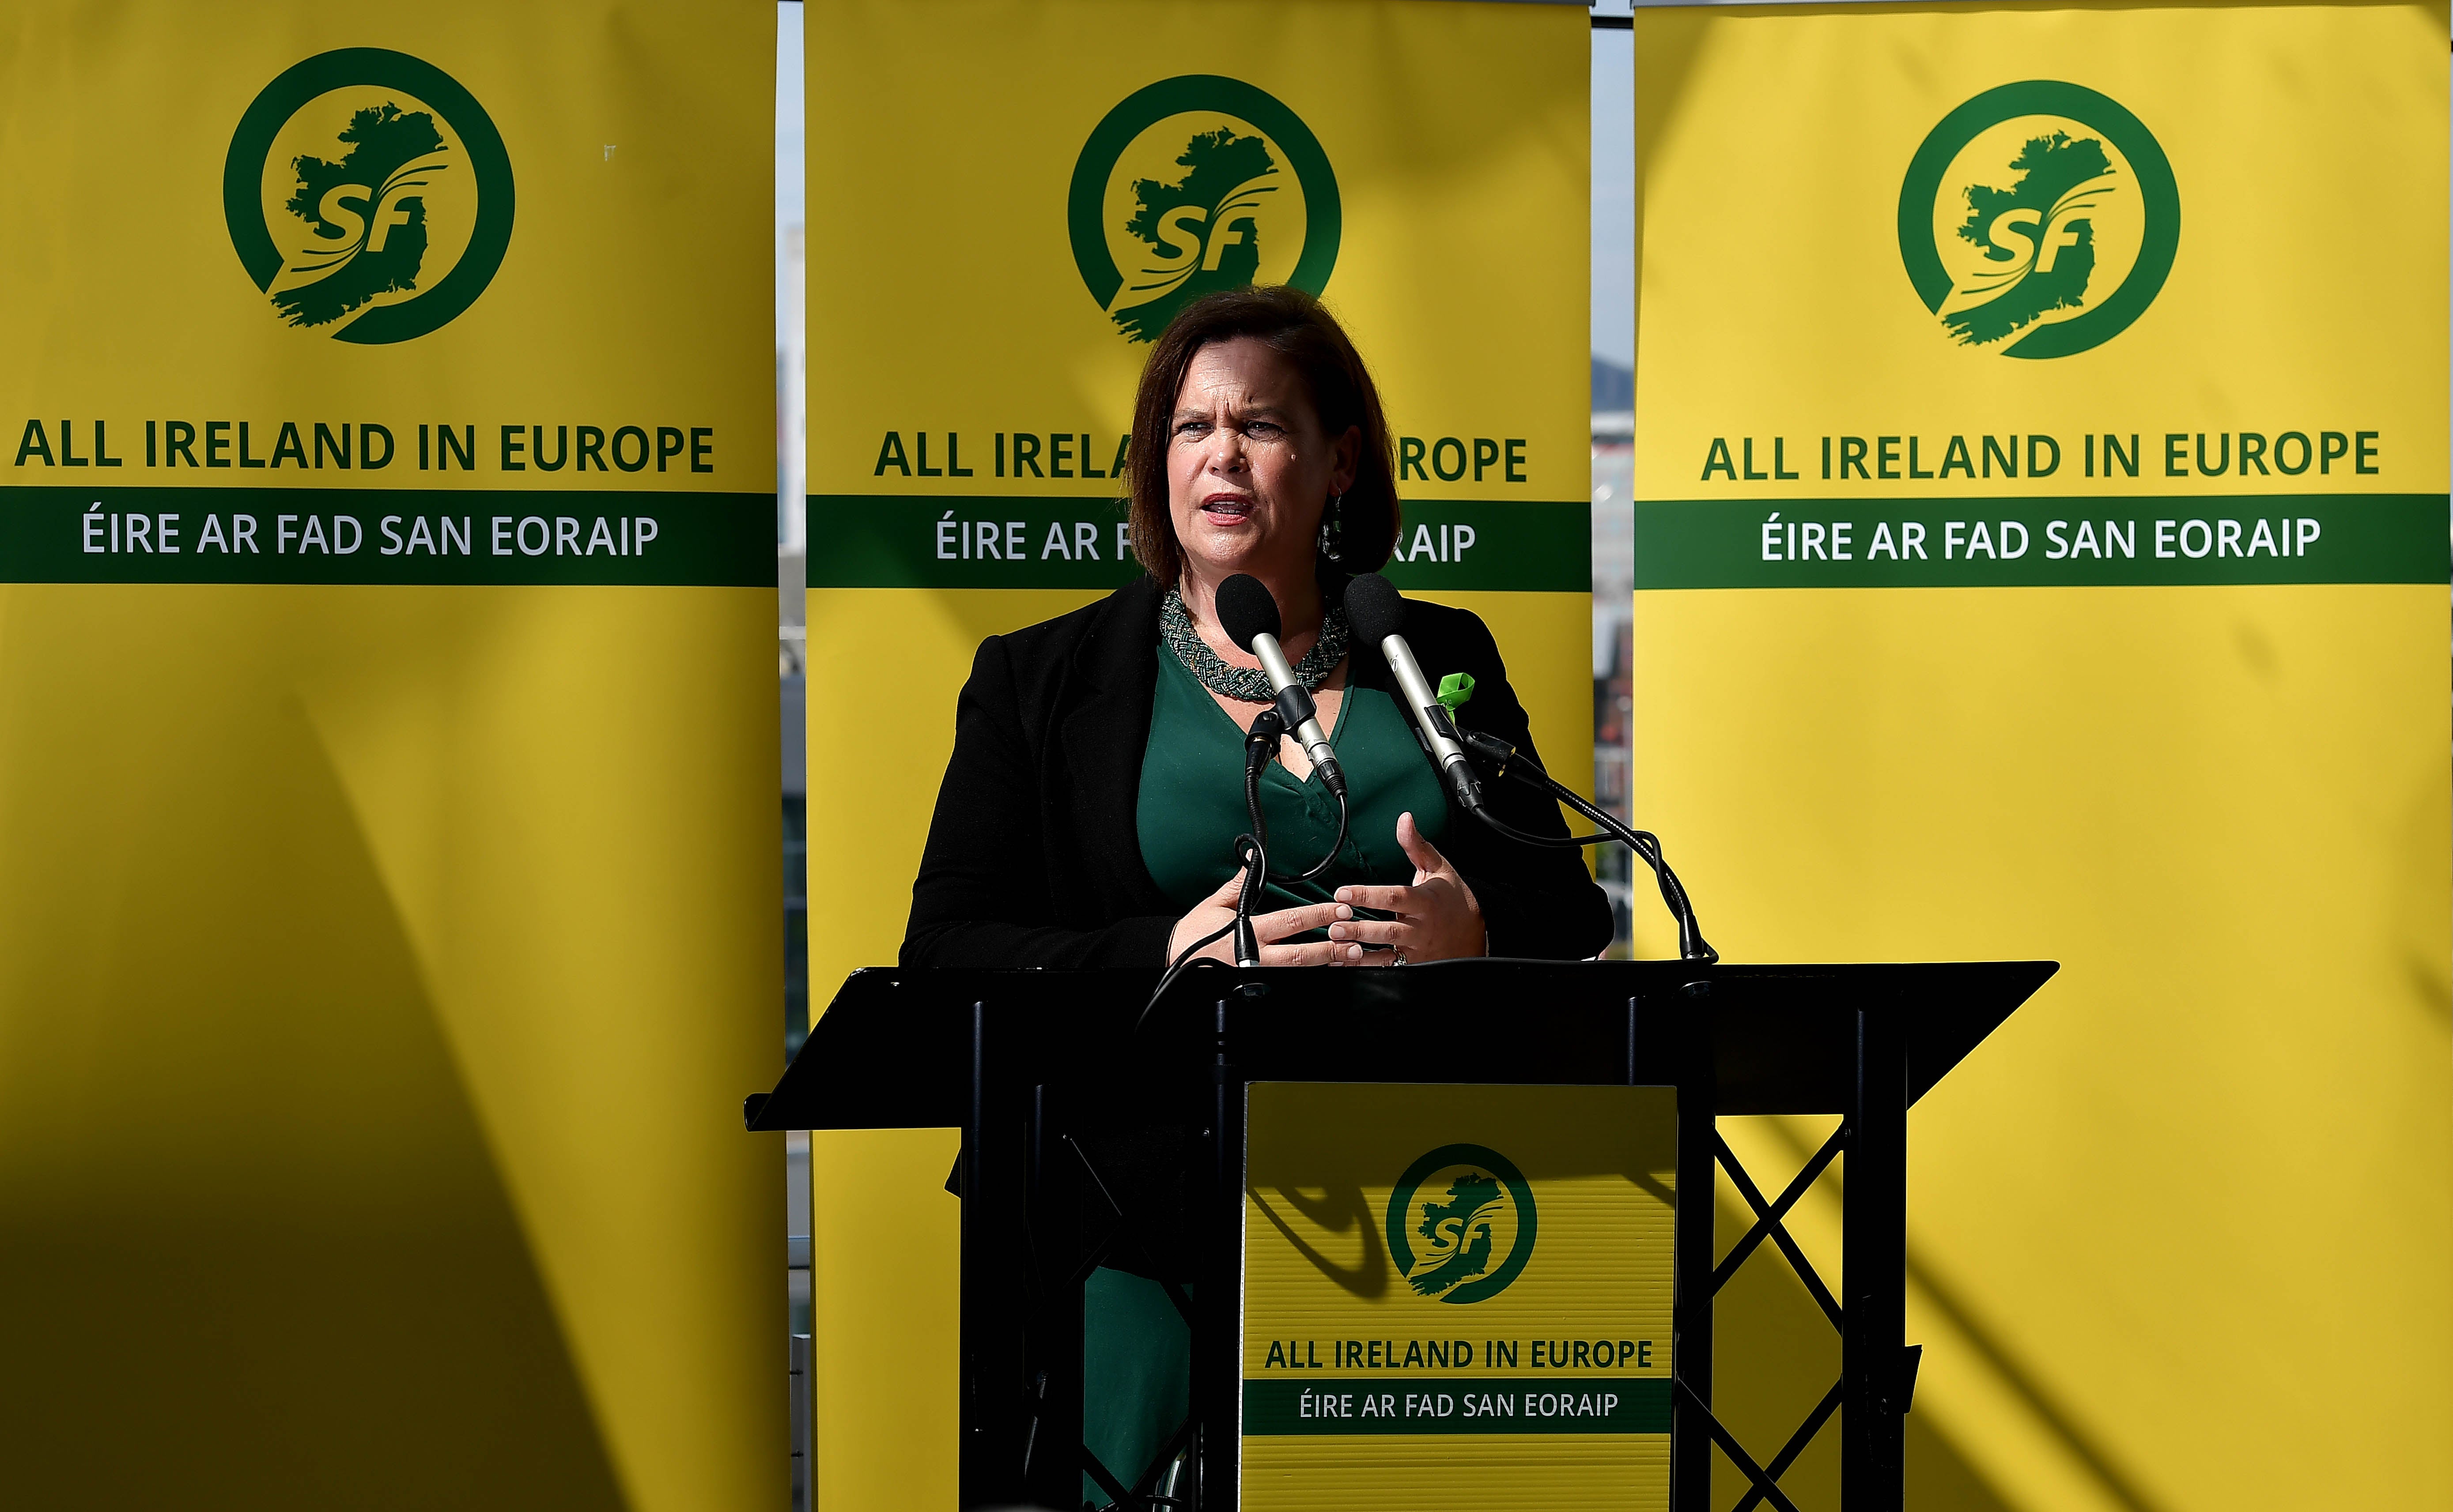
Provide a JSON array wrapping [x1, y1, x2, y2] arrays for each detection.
[[1458, 731, 1717, 964], [1308, 801, 1350, 879], [1236, 709, 1284, 965], [1135, 694, 1360, 1033], [1342, 569, 1712, 962], [1139, 709, 1285, 1029], [1135, 824, 1263, 1036], [1291, 773, 1350, 882], [1136, 932, 1232, 1036], [1242, 703, 1350, 882]]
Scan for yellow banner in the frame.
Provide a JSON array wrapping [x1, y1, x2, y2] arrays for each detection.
[[0, 5, 779, 1508], [1633, 4, 2448, 1507], [803, 3, 1592, 1504], [1243, 1082, 1675, 1512], [805, 0, 1593, 993]]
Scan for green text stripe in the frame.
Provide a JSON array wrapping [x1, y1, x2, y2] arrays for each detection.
[[0, 487, 774, 586], [807, 496, 1590, 592], [1636, 494, 2449, 588], [1242, 1377, 1670, 1437]]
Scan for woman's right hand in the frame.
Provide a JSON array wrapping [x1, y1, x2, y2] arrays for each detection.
[[1167, 867, 1347, 966]]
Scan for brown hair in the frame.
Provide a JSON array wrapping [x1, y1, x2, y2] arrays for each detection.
[[1124, 286, 1401, 587]]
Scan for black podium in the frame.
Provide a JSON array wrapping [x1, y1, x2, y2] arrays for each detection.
[[748, 959, 2054, 1512]]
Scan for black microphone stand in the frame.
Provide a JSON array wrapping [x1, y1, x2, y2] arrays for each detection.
[[1458, 730, 1718, 963], [1232, 707, 1288, 967], [1133, 705, 1304, 1031]]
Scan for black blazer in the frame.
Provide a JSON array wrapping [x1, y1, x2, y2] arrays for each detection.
[[900, 575, 1614, 968]]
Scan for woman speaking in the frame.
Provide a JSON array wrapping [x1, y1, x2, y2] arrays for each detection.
[[900, 286, 1612, 1507], [903, 286, 1610, 971]]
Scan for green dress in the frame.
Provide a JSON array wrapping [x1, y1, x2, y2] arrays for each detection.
[[1135, 642, 1449, 916], [1081, 646, 1451, 1506]]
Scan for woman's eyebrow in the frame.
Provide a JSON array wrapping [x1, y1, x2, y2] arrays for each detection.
[[1174, 399, 1292, 425]]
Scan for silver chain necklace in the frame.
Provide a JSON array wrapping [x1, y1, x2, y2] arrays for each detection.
[[1160, 586, 1349, 703]]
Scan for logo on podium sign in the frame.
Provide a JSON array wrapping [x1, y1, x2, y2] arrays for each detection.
[[1387, 1143, 1538, 1303]]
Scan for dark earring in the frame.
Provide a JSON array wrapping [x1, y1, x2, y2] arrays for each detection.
[[1317, 492, 1345, 562]]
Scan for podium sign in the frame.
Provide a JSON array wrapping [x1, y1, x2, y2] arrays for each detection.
[[1240, 1082, 1677, 1510]]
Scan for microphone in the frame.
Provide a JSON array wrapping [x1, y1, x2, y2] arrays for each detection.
[[1343, 574, 1718, 961], [1215, 574, 1347, 800], [1343, 572, 1486, 814]]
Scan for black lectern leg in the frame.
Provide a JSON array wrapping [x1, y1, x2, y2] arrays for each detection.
[[1194, 992, 1250, 1512], [960, 1004, 1005, 1504], [960, 1000, 1032, 1508], [1671, 992, 1716, 1512], [1843, 1007, 1907, 1511], [1021, 1084, 1084, 1511]]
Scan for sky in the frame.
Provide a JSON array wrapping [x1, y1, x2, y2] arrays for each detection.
[[1592, 17, 1634, 370], [775, 4, 1637, 368], [776, 4, 804, 229]]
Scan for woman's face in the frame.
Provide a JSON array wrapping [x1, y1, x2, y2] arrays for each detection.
[[1166, 336, 1359, 588]]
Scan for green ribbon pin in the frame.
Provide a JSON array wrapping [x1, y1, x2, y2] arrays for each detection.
[[1436, 672, 1476, 712]]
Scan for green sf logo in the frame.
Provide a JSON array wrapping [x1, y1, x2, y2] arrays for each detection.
[[1897, 80, 2178, 359], [223, 49, 514, 344], [1386, 1144, 1537, 1305], [1068, 75, 1340, 343]]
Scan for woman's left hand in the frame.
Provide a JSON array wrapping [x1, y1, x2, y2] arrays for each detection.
[[1327, 812, 1487, 965]]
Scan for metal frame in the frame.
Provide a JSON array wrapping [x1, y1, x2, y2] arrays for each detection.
[[1677, 1006, 1922, 1512], [957, 984, 1933, 1511]]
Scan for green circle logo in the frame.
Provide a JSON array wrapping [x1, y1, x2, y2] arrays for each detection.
[[1897, 80, 2178, 359], [1067, 75, 1340, 344], [223, 49, 514, 344], [1385, 1144, 1536, 1305]]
